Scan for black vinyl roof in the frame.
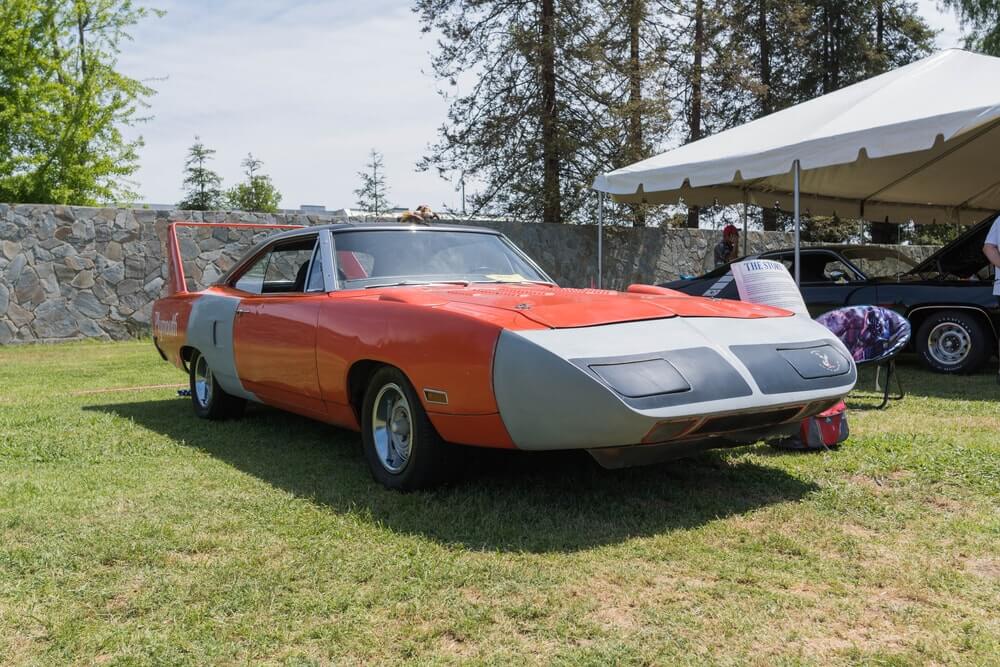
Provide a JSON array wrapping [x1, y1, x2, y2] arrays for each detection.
[[265, 222, 502, 243]]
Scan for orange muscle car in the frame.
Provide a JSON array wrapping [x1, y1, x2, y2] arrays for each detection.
[[152, 222, 857, 489]]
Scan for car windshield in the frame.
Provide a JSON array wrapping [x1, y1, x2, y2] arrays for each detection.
[[839, 247, 917, 278], [332, 229, 551, 289]]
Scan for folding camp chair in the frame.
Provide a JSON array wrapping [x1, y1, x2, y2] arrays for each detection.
[[816, 306, 912, 409]]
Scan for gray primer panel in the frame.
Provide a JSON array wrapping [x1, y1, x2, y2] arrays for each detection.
[[493, 317, 858, 451], [186, 294, 257, 401], [729, 339, 857, 395], [493, 330, 652, 449]]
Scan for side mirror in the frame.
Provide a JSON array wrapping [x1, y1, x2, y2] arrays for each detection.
[[828, 269, 847, 283]]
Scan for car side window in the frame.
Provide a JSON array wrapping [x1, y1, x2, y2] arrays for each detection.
[[763, 253, 794, 273], [232, 236, 318, 294], [234, 255, 267, 294], [821, 258, 859, 283]]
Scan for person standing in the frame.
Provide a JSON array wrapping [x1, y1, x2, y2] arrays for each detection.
[[983, 214, 1000, 383], [713, 224, 740, 267]]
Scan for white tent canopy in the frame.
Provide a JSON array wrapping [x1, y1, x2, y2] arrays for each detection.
[[593, 49, 1000, 227]]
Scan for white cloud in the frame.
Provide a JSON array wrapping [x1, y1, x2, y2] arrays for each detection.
[[120, 0, 459, 211], [918, 0, 964, 50]]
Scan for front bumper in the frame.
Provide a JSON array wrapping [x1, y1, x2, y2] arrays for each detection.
[[493, 314, 856, 452]]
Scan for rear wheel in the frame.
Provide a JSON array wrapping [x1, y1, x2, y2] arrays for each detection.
[[915, 310, 991, 374], [361, 366, 454, 491], [189, 350, 246, 419]]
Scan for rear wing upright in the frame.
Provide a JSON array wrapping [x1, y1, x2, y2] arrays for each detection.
[[165, 221, 305, 296]]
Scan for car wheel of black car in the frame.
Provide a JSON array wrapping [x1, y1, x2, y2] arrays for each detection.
[[915, 310, 991, 374], [189, 350, 246, 420], [361, 366, 454, 491]]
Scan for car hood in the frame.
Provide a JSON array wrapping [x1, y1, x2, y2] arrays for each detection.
[[375, 284, 791, 329], [908, 212, 996, 278]]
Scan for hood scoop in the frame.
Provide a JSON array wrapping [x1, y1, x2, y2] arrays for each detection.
[[378, 291, 448, 307], [372, 284, 791, 329]]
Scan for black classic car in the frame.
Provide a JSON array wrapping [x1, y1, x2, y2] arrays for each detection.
[[663, 216, 999, 374]]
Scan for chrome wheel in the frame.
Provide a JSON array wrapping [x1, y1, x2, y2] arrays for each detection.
[[927, 322, 971, 366], [193, 355, 213, 408], [371, 383, 413, 474]]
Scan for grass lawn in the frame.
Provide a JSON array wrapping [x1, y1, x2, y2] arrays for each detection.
[[1, 340, 998, 665]]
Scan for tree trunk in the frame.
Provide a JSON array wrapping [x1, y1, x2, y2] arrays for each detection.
[[832, 10, 842, 90], [540, 0, 561, 223], [757, 0, 772, 115], [628, 0, 646, 227], [874, 0, 885, 74], [822, 5, 831, 93], [686, 0, 704, 229], [876, 1, 884, 52], [758, 0, 778, 231]]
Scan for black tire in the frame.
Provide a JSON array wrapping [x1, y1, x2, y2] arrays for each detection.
[[915, 310, 991, 374], [360, 366, 454, 491], [188, 350, 246, 420]]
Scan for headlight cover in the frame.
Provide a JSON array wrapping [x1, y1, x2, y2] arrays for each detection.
[[589, 358, 691, 398], [778, 345, 851, 379]]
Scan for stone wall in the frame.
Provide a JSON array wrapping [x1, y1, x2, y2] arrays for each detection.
[[0, 203, 940, 343]]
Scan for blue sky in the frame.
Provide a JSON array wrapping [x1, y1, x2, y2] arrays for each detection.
[[120, 0, 963, 211]]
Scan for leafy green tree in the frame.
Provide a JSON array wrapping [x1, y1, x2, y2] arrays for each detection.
[[226, 153, 281, 213], [903, 222, 961, 246], [354, 149, 391, 216], [177, 137, 224, 210], [0, 0, 160, 205], [942, 0, 1000, 55]]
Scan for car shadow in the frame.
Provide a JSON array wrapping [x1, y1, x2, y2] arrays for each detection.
[[85, 398, 819, 553]]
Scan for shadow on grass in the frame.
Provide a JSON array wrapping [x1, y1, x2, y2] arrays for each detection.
[[86, 398, 818, 553]]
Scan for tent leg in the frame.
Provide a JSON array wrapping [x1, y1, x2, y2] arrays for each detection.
[[597, 192, 603, 289], [741, 192, 748, 256], [793, 159, 801, 286]]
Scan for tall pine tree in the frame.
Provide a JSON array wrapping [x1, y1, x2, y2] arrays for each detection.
[[177, 137, 224, 210], [416, 0, 598, 223], [354, 149, 391, 216]]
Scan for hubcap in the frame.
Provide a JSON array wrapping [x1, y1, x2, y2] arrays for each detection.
[[194, 355, 213, 408], [372, 383, 413, 474], [927, 322, 971, 366]]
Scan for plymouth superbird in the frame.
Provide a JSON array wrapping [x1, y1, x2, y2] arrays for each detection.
[[152, 222, 857, 489]]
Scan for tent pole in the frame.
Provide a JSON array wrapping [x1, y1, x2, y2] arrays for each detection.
[[741, 191, 748, 256], [793, 160, 801, 286], [597, 192, 604, 289]]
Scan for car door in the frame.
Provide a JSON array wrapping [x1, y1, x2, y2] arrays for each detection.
[[230, 232, 332, 417]]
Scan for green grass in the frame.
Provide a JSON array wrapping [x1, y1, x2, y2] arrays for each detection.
[[1, 341, 998, 665]]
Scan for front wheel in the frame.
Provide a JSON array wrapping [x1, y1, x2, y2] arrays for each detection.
[[189, 350, 246, 419], [915, 311, 991, 374], [361, 367, 454, 491]]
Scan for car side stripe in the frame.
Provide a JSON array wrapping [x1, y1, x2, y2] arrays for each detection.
[[703, 273, 734, 297]]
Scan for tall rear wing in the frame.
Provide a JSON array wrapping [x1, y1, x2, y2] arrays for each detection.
[[165, 221, 305, 295]]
